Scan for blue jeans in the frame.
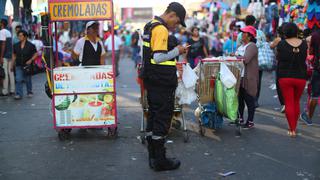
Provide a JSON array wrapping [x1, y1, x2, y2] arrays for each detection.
[[131, 46, 141, 66], [15, 66, 32, 97]]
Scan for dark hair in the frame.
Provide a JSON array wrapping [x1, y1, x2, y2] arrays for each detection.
[[248, 33, 257, 43], [245, 15, 256, 26], [303, 28, 312, 38], [268, 0, 277, 3], [283, 22, 298, 38], [276, 22, 288, 38], [311, 31, 320, 57], [1, 19, 8, 27], [15, 25, 22, 30], [18, 30, 28, 37], [191, 26, 199, 33], [0, 19, 7, 27]]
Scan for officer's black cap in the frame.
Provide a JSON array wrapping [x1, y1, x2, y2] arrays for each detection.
[[167, 2, 186, 27]]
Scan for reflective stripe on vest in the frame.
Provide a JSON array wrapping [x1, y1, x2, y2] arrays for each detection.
[[144, 41, 176, 66], [143, 41, 150, 47], [150, 59, 176, 66]]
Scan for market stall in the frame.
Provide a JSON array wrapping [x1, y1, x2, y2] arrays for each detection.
[[48, 0, 118, 140]]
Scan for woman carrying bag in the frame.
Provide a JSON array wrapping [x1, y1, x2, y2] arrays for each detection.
[[11, 30, 37, 100]]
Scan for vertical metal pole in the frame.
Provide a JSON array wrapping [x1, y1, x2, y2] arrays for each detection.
[[111, 0, 118, 127], [49, 22, 54, 93], [54, 22, 58, 67], [231, 30, 234, 54]]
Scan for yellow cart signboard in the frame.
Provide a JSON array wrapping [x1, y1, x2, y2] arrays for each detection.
[[49, 0, 112, 21]]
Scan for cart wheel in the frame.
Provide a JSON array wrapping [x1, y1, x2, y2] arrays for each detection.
[[199, 123, 205, 136], [235, 121, 242, 137], [140, 134, 146, 144], [172, 119, 182, 130], [183, 130, 189, 143], [107, 127, 118, 138], [58, 129, 71, 141]]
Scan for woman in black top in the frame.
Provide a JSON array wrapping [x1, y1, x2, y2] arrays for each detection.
[[186, 27, 208, 68], [11, 30, 37, 99], [276, 23, 307, 137]]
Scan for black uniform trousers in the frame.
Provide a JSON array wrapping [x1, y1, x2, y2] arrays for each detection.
[[146, 88, 175, 137]]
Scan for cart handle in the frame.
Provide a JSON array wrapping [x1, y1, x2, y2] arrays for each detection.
[[201, 59, 244, 63]]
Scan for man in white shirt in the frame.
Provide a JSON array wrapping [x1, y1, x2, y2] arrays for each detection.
[[0, 19, 15, 96], [104, 30, 123, 76], [72, 21, 106, 66]]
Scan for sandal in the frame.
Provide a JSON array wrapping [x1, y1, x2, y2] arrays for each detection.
[[287, 130, 297, 138]]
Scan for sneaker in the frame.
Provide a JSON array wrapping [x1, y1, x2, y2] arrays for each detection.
[[300, 112, 312, 125], [243, 122, 254, 129], [269, 83, 277, 90], [280, 105, 285, 113], [27, 92, 33, 98], [14, 95, 22, 100]]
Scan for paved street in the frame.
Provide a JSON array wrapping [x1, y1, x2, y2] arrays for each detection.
[[0, 58, 319, 180]]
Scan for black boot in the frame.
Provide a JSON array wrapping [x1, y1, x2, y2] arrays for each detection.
[[146, 136, 155, 169], [152, 139, 180, 171]]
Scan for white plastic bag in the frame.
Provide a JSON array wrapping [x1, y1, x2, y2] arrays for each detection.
[[220, 62, 237, 88], [176, 82, 197, 105], [182, 63, 198, 88]]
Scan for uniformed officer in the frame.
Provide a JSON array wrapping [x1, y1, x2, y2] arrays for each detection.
[[141, 2, 188, 171], [72, 21, 106, 66]]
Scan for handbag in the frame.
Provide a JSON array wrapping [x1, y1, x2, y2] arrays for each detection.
[[258, 42, 276, 71], [23, 64, 33, 75], [0, 66, 5, 79]]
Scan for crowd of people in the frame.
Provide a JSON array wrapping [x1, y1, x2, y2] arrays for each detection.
[[0, 1, 318, 138], [0, 0, 318, 174]]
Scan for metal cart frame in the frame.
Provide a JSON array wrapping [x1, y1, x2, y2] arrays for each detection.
[[197, 58, 244, 137], [137, 62, 189, 143]]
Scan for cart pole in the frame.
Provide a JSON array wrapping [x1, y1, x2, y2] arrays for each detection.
[[54, 22, 59, 67], [111, 0, 118, 127]]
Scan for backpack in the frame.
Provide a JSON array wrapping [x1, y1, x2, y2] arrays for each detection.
[[200, 103, 224, 129]]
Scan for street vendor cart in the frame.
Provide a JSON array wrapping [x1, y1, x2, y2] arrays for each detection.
[[48, 0, 118, 140]]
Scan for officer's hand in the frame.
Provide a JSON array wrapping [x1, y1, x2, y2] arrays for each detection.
[[177, 45, 187, 55]]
